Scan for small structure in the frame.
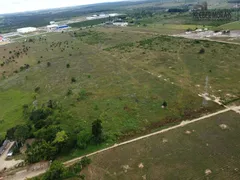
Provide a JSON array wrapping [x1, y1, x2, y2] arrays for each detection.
[[113, 22, 128, 27], [0, 140, 10, 155], [17, 27, 37, 34]]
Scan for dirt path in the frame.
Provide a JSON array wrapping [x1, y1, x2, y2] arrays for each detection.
[[0, 142, 23, 172]]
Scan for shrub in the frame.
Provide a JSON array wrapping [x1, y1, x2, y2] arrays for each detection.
[[71, 77, 76, 83], [77, 131, 91, 149], [43, 161, 66, 180], [35, 87, 40, 93], [47, 62, 51, 67], [81, 156, 91, 168], [199, 48, 205, 54], [162, 101, 167, 108], [66, 64, 70, 68], [92, 119, 103, 144]]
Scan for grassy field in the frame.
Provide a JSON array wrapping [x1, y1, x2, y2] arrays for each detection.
[[217, 21, 240, 30], [80, 111, 240, 180], [0, 25, 239, 153]]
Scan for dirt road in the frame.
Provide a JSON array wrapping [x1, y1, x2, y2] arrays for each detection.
[[0, 142, 23, 172]]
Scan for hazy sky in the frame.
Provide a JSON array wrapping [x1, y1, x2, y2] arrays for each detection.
[[0, 0, 124, 14]]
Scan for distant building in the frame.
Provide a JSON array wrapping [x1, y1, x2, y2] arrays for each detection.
[[47, 24, 58, 31], [113, 22, 128, 27], [86, 13, 120, 20], [50, 21, 56, 25], [17, 27, 37, 34], [47, 25, 69, 31]]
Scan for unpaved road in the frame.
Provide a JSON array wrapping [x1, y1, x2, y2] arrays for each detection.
[[0, 142, 23, 172]]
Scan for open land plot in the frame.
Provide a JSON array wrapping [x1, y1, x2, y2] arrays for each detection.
[[80, 111, 240, 180], [0, 27, 239, 154]]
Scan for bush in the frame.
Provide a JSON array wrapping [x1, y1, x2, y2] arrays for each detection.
[[35, 86, 40, 93], [199, 48, 205, 54], [66, 64, 70, 68], [81, 156, 91, 168], [162, 101, 167, 108], [77, 131, 91, 149], [43, 161, 66, 180], [71, 77, 76, 83], [47, 62, 51, 67]]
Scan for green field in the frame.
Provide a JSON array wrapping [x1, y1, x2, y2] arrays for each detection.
[[0, 24, 239, 157], [80, 111, 240, 180], [217, 21, 240, 30]]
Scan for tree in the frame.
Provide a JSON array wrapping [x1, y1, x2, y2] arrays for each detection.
[[6, 127, 17, 140], [43, 161, 66, 180], [71, 77, 76, 83], [66, 64, 70, 68], [14, 125, 30, 145], [34, 125, 61, 142], [26, 140, 57, 163], [77, 131, 90, 149], [92, 119, 103, 144], [53, 131, 69, 151]]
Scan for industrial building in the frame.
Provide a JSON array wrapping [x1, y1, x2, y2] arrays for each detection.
[[86, 13, 120, 20], [47, 24, 69, 31], [17, 27, 37, 34], [47, 24, 59, 31]]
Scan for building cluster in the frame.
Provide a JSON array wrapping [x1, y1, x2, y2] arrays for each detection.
[[105, 18, 128, 27], [86, 13, 120, 20]]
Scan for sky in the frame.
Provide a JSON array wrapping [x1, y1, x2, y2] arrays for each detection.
[[0, 0, 125, 14]]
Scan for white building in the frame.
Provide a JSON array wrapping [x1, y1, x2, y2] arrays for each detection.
[[17, 27, 37, 34], [113, 22, 128, 27], [50, 21, 56, 25], [47, 24, 58, 31]]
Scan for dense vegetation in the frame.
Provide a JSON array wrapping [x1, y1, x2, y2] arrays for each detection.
[[32, 157, 91, 180]]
